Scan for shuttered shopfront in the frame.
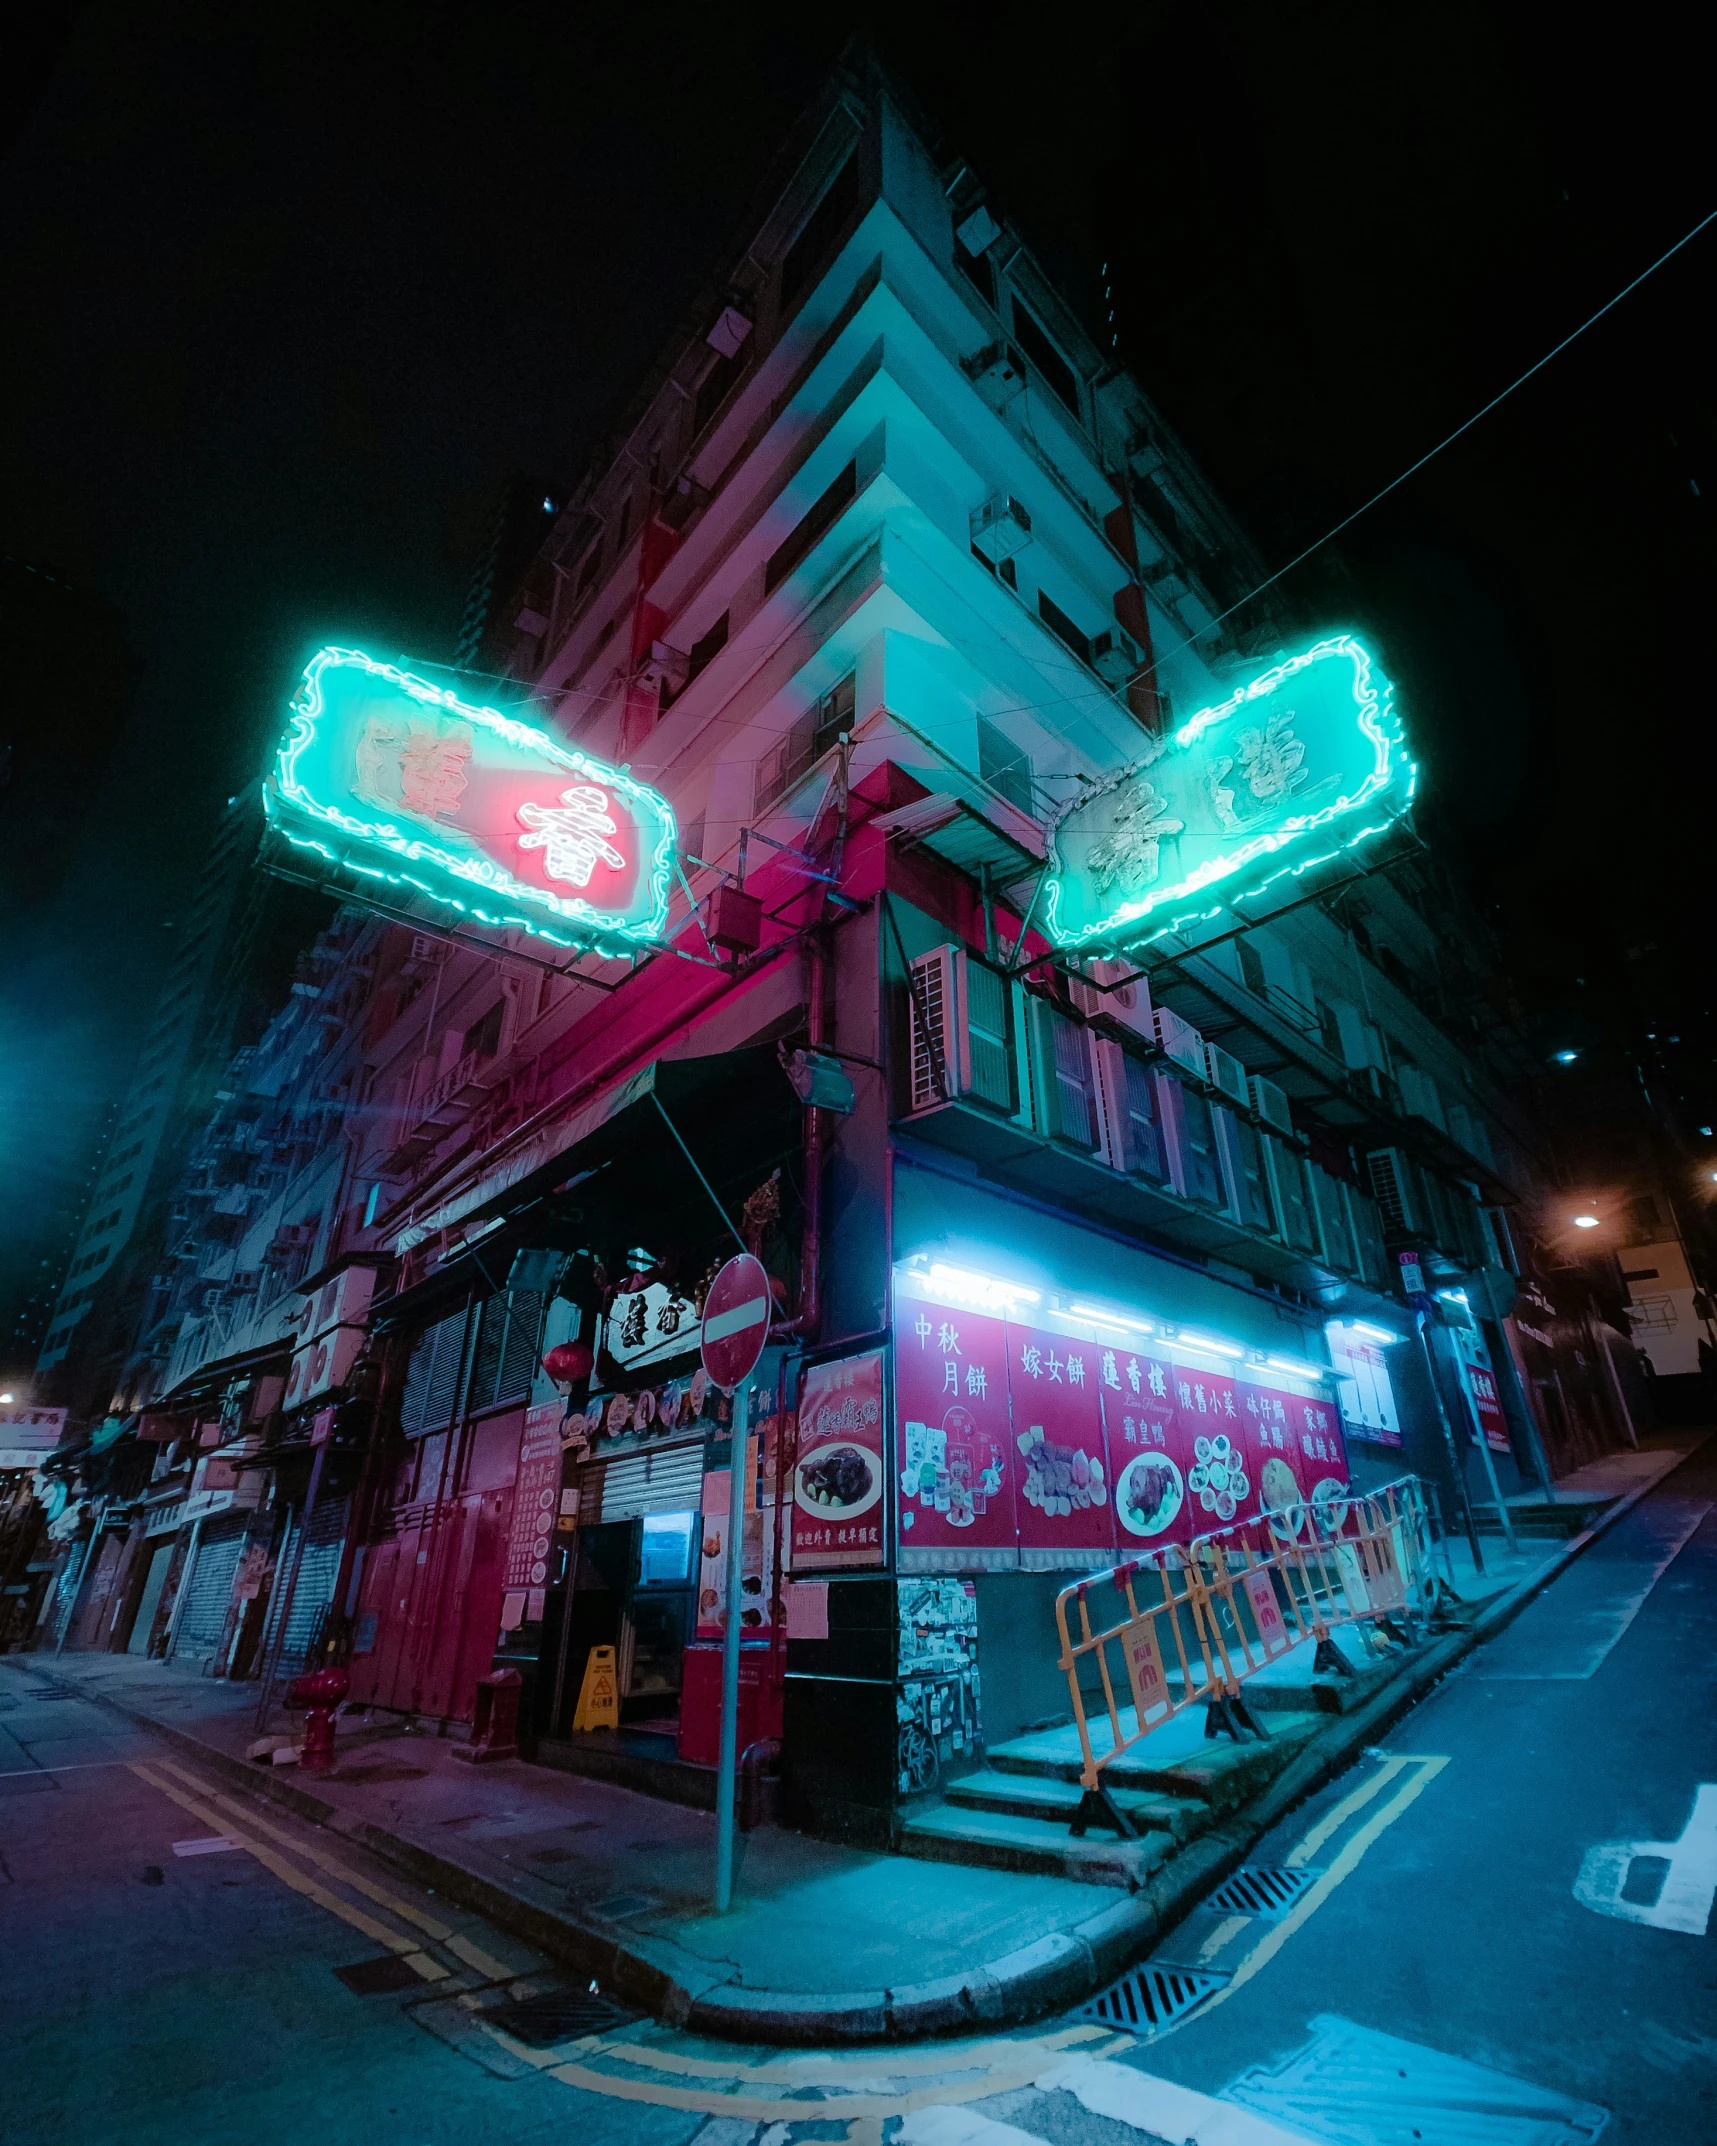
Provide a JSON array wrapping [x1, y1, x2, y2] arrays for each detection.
[[577, 1438, 705, 1522], [173, 1511, 254, 1662], [261, 1494, 352, 1675]]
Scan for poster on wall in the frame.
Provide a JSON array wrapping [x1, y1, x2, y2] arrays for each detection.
[[1450, 1325, 1512, 1453], [791, 1348, 886, 1572], [1172, 1357, 1255, 1533], [695, 1430, 774, 1636], [1008, 1315, 1117, 1569], [1325, 1321, 1403, 1445], [894, 1273, 1017, 1571], [504, 1402, 565, 1595], [1102, 1343, 1190, 1550], [1239, 1378, 1349, 1539]]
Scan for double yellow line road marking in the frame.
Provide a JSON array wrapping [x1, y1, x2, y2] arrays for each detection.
[[126, 1758, 514, 1985]]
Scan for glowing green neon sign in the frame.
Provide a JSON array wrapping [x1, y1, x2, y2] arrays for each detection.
[[266, 648, 676, 952], [1042, 635, 1413, 951]]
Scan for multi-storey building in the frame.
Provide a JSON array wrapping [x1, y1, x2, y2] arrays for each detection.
[[44, 58, 1645, 1852]]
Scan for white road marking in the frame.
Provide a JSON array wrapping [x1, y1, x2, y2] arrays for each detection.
[[896, 2104, 1057, 2146], [0, 1759, 137, 1777], [1477, 1499, 1710, 1678], [1033, 2050, 1312, 2145], [1575, 1783, 1717, 1935], [171, 1835, 242, 1856]]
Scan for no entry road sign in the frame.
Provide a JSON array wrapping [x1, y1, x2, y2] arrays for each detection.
[[701, 1253, 771, 1390]]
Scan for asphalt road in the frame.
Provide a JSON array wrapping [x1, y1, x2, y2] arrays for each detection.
[[4, 1439, 1713, 2146]]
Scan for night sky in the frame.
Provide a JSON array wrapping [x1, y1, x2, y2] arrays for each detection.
[[3, 3, 1712, 1321]]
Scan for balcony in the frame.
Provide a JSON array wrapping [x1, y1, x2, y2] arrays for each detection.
[[387, 1048, 495, 1168]]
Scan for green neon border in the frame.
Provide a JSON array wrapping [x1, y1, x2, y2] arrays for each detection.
[[267, 646, 676, 954], [1042, 634, 1415, 953]]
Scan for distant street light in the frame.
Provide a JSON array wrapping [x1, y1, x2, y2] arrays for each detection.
[[1553, 1049, 1580, 1064], [1573, 1214, 1600, 1229], [0, 1392, 12, 1403]]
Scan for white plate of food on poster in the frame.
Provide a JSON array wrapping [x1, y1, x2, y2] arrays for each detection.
[[795, 1440, 881, 1520], [1310, 1475, 1351, 1537], [1116, 1453, 1184, 1539], [1260, 1455, 1306, 1539]]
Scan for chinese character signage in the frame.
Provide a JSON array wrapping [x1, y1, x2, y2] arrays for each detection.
[[1105, 1344, 1189, 1550], [1009, 1315, 1114, 1568], [1239, 1376, 1348, 1538], [1042, 635, 1412, 953], [504, 1402, 565, 1592], [267, 647, 676, 952], [895, 1273, 1016, 1570], [1450, 1323, 1512, 1454], [791, 1348, 886, 1571]]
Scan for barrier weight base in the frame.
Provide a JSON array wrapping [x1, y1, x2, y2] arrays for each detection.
[[1069, 1784, 1140, 1839]]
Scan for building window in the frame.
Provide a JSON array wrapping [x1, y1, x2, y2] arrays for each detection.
[[780, 154, 864, 306], [755, 676, 854, 812], [955, 242, 994, 309], [685, 612, 729, 686], [682, 813, 706, 868], [977, 716, 1033, 817], [1011, 298, 1081, 415], [1237, 937, 1266, 998], [1036, 589, 1089, 663], [765, 462, 857, 594], [575, 545, 602, 598], [463, 1002, 504, 1060], [692, 344, 746, 438]]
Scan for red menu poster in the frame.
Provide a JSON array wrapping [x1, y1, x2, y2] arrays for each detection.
[[791, 1348, 886, 1571], [1104, 1344, 1191, 1550], [1009, 1317, 1116, 1568], [894, 1275, 1017, 1570], [1174, 1359, 1253, 1533], [1239, 1379, 1316, 1539], [504, 1402, 565, 1591]]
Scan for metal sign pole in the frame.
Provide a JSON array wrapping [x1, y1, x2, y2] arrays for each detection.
[[714, 1378, 750, 1913]]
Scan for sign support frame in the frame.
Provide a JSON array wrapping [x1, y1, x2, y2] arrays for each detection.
[[714, 1377, 750, 1913]]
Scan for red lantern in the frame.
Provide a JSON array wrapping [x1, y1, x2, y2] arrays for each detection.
[[542, 1340, 593, 1389]]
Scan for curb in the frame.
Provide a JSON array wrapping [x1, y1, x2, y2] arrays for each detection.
[[5, 1438, 1703, 2043]]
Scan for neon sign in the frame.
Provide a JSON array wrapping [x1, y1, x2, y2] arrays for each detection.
[[1042, 635, 1413, 952], [266, 648, 676, 951]]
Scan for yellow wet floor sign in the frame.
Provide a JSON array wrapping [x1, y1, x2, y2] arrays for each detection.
[[571, 1645, 619, 1731]]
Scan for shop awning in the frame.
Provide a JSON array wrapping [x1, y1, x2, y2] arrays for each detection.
[[375, 1046, 802, 1326]]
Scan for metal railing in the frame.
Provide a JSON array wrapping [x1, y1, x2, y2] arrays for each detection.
[[1053, 1476, 1446, 1836]]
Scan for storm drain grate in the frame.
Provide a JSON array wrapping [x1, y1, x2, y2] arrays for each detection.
[[483, 1988, 640, 2047], [1206, 1865, 1322, 1919], [335, 1955, 423, 1996], [1076, 1962, 1231, 2035]]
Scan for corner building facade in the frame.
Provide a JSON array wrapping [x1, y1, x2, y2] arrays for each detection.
[[80, 57, 1644, 1846]]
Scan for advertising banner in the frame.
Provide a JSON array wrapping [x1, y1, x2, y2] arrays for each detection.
[[1450, 1323, 1512, 1453], [1325, 1321, 1403, 1445], [1239, 1378, 1316, 1539], [791, 1347, 886, 1572], [1174, 1359, 1254, 1531], [504, 1402, 565, 1593], [1008, 1315, 1116, 1569], [894, 1275, 1016, 1570], [1104, 1344, 1190, 1550]]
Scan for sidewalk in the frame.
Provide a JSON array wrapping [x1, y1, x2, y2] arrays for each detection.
[[8, 1430, 1703, 2043]]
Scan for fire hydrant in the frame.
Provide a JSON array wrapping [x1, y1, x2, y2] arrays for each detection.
[[284, 1663, 350, 1774]]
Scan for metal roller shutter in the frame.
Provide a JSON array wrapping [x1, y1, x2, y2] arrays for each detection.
[[174, 1512, 251, 1660], [581, 1440, 704, 1523], [262, 1496, 351, 1675]]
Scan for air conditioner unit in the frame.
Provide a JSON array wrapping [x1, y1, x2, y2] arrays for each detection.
[[1157, 1072, 1225, 1208], [1152, 1005, 1205, 1075], [964, 341, 1027, 398], [1365, 1147, 1421, 1234], [1213, 1109, 1276, 1235], [1089, 626, 1141, 688], [1027, 997, 1102, 1153], [1066, 959, 1153, 1042], [1248, 1074, 1294, 1137], [1203, 1040, 1250, 1108], [636, 640, 688, 699], [1344, 1183, 1390, 1287], [1396, 1062, 1446, 1130], [1354, 1063, 1400, 1113], [906, 945, 1024, 1119], [1309, 1165, 1358, 1276], [1264, 1137, 1319, 1253], [970, 492, 1033, 564], [1093, 1040, 1173, 1186]]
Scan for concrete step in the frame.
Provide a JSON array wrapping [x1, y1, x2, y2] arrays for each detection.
[[942, 1766, 1210, 1842], [1476, 1498, 1607, 1538], [896, 1801, 1178, 1888], [989, 1706, 1324, 1818]]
